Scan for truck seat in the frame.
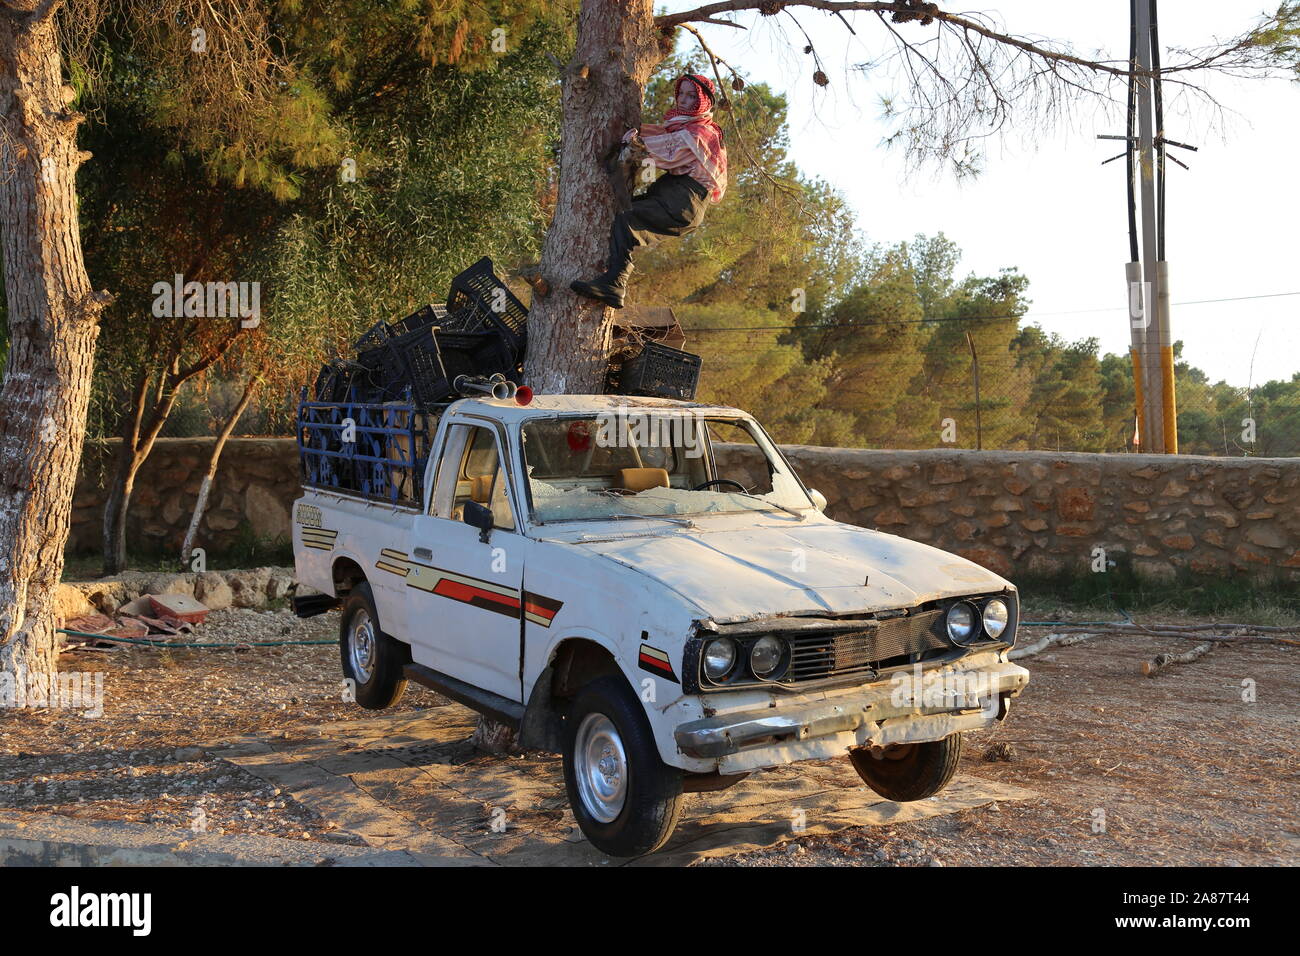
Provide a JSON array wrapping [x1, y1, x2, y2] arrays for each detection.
[[619, 467, 669, 492]]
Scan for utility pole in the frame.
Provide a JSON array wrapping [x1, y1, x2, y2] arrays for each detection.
[[1135, 0, 1166, 451], [1099, 0, 1194, 453]]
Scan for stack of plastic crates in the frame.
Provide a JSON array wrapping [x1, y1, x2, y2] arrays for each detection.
[[320, 259, 529, 411]]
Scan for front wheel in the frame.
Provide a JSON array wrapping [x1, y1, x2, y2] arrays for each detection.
[[563, 676, 684, 857], [847, 733, 963, 802], [339, 581, 408, 710]]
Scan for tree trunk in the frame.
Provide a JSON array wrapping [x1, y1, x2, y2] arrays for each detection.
[[483, 0, 664, 748], [102, 370, 183, 574], [101, 445, 144, 575], [469, 718, 520, 755], [524, 0, 664, 394], [0, 4, 111, 681], [181, 377, 259, 566]]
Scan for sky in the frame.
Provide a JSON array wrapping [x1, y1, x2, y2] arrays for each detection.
[[659, 0, 1300, 389]]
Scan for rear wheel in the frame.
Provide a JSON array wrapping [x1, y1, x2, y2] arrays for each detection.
[[847, 733, 963, 802], [563, 676, 684, 857], [339, 582, 408, 710]]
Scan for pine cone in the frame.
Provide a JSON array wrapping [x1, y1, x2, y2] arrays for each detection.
[[813, 70, 829, 87], [758, 1, 785, 15], [731, 75, 745, 91]]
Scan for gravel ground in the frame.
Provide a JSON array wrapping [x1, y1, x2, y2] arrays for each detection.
[[2, 605, 1296, 862], [0, 607, 445, 843]]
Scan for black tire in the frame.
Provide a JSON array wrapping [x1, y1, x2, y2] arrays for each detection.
[[847, 733, 963, 802], [562, 675, 684, 857], [339, 581, 409, 710]]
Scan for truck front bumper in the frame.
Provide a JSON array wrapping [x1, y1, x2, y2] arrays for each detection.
[[673, 657, 1029, 771]]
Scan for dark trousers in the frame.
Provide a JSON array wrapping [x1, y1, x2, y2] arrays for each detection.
[[606, 173, 710, 274]]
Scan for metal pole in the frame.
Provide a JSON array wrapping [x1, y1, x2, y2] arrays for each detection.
[[1126, 261, 1146, 448], [1134, 0, 1165, 452], [1150, 0, 1178, 453], [1125, 0, 1145, 451], [1156, 259, 1177, 452]]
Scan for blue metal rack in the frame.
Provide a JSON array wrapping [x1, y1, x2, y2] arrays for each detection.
[[296, 385, 442, 507]]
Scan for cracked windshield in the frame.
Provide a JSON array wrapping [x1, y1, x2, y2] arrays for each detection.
[[521, 413, 812, 522]]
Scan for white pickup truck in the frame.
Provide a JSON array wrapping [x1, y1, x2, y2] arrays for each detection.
[[292, 393, 1029, 857]]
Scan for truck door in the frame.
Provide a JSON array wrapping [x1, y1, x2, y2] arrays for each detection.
[[406, 420, 526, 702]]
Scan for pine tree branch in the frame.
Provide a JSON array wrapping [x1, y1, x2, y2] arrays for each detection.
[[659, 1, 1291, 80]]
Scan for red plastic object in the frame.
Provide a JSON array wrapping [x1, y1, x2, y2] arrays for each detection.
[[147, 593, 211, 625]]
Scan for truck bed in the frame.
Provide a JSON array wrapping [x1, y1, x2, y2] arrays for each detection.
[[292, 487, 419, 639]]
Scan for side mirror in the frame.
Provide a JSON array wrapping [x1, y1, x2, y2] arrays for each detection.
[[462, 500, 494, 543], [808, 488, 827, 512]]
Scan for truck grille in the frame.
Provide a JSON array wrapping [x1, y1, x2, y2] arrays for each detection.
[[784, 609, 949, 683]]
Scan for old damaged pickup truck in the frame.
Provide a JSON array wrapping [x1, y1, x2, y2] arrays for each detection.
[[291, 393, 1029, 856]]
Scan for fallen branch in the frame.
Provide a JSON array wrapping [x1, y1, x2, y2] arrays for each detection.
[[1142, 641, 1214, 678], [1024, 623, 1300, 648], [1121, 621, 1296, 635], [1007, 631, 1095, 660]]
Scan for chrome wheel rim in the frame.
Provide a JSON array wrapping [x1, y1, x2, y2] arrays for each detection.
[[349, 608, 377, 683], [575, 712, 627, 824]]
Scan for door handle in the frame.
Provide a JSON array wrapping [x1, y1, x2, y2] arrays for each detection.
[[413, 547, 432, 560]]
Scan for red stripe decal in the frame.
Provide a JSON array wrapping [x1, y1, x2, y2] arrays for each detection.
[[434, 579, 521, 610], [639, 653, 673, 673]]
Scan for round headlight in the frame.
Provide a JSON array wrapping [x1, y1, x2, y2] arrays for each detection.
[[982, 599, 1009, 639], [946, 602, 977, 644], [703, 638, 737, 680], [750, 636, 784, 677]]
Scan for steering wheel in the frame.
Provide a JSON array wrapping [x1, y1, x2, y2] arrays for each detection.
[[693, 478, 749, 493]]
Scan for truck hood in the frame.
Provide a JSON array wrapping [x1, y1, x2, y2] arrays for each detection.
[[566, 520, 1009, 622]]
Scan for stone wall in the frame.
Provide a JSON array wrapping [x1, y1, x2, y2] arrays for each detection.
[[716, 445, 1300, 582], [69, 438, 300, 557], [68, 437, 1300, 582]]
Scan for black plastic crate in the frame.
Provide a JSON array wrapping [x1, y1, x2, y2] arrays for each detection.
[[381, 325, 455, 408], [354, 320, 390, 352], [617, 342, 702, 400], [388, 303, 447, 337], [436, 330, 519, 388], [445, 257, 528, 358], [314, 359, 372, 403], [356, 346, 385, 371], [313, 362, 334, 402], [351, 348, 396, 401], [330, 361, 379, 402]]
